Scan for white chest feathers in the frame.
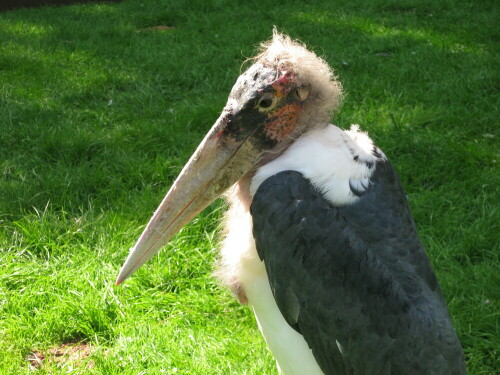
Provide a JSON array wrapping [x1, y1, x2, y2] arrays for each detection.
[[218, 124, 381, 374]]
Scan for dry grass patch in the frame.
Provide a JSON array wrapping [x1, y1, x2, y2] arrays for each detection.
[[27, 342, 95, 371]]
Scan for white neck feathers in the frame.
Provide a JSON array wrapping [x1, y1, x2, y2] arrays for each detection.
[[250, 124, 384, 206]]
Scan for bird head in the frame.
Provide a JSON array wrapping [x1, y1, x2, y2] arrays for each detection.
[[116, 31, 342, 284]]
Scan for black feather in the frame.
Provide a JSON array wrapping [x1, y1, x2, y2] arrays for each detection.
[[250, 161, 465, 375]]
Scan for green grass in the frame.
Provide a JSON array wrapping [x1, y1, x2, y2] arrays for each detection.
[[0, 0, 498, 373]]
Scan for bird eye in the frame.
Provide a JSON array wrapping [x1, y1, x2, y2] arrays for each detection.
[[257, 93, 276, 110]]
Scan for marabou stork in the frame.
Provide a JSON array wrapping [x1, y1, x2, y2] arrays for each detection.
[[116, 31, 466, 374]]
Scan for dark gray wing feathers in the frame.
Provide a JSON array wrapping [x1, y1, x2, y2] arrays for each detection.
[[250, 160, 465, 375]]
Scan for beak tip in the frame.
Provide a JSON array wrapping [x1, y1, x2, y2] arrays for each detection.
[[115, 266, 131, 286], [114, 245, 144, 287], [115, 264, 131, 285]]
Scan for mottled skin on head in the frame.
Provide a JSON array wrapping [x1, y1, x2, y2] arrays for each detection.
[[219, 64, 307, 151], [264, 71, 304, 141]]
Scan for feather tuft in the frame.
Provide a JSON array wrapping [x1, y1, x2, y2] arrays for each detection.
[[252, 29, 343, 117]]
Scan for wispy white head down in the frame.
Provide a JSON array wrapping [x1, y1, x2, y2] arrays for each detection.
[[252, 29, 343, 117]]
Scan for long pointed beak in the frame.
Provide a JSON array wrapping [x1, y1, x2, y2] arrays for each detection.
[[116, 110, 261, 285]]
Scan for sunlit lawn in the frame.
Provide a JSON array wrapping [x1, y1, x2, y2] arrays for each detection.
[[0, 0, 498, 373]]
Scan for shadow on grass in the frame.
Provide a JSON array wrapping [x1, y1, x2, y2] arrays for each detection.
[[1, 0, 496, 216], [0, 0, 121, 12]]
